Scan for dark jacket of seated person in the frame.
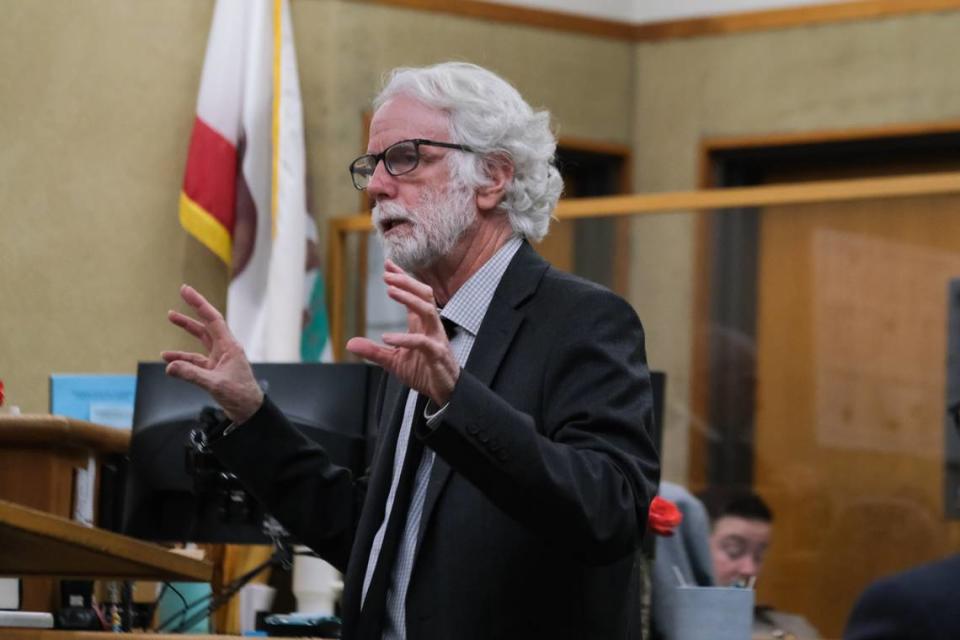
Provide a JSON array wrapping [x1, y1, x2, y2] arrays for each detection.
[[844, 553, 960, 640]]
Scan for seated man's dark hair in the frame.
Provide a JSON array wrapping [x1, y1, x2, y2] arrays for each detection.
[[697, 487, 773, 525]]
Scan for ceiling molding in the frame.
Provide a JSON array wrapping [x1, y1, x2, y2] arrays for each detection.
[[632, 0, 960, 41], [345, 0, 960, 41], [346, 0, 635, 40]]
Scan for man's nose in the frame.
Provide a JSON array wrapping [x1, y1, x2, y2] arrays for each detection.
[[366, 160, 396, 200], [737, 556, 759, 578]]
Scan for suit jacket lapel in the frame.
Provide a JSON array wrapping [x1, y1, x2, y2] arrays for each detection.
[[415, 242, 549, 550], [341, 375, 410, 625]]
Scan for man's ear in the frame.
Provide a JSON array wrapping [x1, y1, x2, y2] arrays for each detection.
[[476, 156, 514, 213]]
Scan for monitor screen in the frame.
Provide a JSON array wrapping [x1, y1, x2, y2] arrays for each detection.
[[120, 361, 382, 544]]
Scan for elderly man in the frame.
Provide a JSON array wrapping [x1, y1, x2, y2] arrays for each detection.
[[164, 62, 659, 640]]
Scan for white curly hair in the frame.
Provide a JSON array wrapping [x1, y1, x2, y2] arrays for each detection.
[[373, 62, 563, 242]]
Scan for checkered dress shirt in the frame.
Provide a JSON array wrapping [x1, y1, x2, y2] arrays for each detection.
[[360, 236, 523, 639]]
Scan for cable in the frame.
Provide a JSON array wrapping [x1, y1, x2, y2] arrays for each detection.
[[168, 549, 285, 633], [152, 520, 296, 633], [154, 581, 196, 632]]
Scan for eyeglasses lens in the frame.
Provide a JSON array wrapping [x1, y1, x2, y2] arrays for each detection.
[[385, 141, 419, 176], [351, 156, 375, 189]]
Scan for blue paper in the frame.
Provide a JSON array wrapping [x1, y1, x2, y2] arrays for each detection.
[[49, 374, 136, 429]]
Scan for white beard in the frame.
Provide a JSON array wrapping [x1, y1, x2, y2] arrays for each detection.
[[373, 182, 476, 272]]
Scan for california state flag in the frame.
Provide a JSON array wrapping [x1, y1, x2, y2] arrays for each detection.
[[178, 1, 331, 631], [178, 0, 311, 362]]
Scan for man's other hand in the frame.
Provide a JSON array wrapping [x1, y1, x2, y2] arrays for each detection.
[[162, 284, 264, 423], [346, 261, 460, 406]]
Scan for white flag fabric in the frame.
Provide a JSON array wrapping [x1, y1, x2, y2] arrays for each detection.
[[179, 0, 314, 362]]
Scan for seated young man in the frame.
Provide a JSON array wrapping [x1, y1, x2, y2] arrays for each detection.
[[698, 488, 821, 640]]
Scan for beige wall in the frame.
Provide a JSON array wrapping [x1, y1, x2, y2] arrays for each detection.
[[0, 0, 634, 413], [0, 0, 225, 414], [631, 11, 960, 481]]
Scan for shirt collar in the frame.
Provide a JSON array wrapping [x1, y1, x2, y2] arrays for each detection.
[[439, 235, 523, 337]]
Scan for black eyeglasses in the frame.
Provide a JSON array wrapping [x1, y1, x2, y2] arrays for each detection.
[[349, 138, 474, 190]]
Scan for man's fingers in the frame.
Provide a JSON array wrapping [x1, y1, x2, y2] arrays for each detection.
[[346, 337, 396, 369], [381, 332, 447, 358], [384, 260, 405, 275], [165, 359, 217, 391], [168, 310, 207, 340], [161, 350, 209, 368], [384, 269, 435, 303], [179, 284, 232, 340], [387, 286, 445, 336]]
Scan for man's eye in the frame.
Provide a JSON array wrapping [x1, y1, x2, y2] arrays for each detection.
[[387, 148, 418, 167], [721, 539, 747, 559]]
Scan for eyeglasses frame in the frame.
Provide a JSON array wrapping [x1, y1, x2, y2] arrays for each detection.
[[349, 138, 475, 190]]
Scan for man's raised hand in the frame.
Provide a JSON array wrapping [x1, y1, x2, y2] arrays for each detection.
[[346, 261, 460, 406], [162, 284, 264, 423]]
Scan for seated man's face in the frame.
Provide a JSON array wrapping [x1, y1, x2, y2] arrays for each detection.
[[708, 515, 771, 587]]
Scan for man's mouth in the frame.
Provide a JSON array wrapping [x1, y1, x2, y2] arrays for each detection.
[[379, 217, 411, 234]]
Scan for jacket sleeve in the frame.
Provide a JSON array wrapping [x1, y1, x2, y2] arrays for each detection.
[[418, 287, 660, 563], [208, 396, 366, 572], [844, 576, 927, 640]]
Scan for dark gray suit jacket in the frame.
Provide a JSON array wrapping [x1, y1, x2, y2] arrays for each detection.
[[210, 242, 660, 639], [844, 554, 960, 640]]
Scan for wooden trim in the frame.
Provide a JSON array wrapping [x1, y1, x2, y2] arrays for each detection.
[[327, 170, 960, 354], [346, 0, 635, 40], [632, 0, 960, 42], [346, 0, 960, 42], [703, 118, 960, 153], [327, 218, 347, 361], [686, 141, 720, 490]]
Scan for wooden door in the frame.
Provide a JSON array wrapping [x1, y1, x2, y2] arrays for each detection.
[[754, 163, 960, 636]]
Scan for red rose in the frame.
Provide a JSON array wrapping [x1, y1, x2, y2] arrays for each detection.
[[0, 380, 5, 406], [648, 495, 683, 536]]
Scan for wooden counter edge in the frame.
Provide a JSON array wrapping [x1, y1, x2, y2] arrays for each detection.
[[0, 415, 130, 454], [0, 500, 211, 582]]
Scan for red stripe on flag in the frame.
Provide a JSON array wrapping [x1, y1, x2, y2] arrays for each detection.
[[182, 116, 238, 235]]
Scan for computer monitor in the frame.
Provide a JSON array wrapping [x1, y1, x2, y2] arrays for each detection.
[[120, 361, 382, 544]]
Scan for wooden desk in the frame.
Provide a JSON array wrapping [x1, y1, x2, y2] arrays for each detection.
[[0, 415, 131, 610], [0, 414, 128, 520], [0, 500, 211, 582]]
